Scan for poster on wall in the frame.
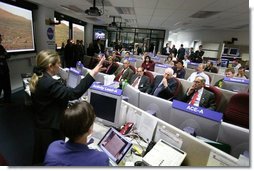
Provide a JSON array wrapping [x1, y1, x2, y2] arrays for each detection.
[[46, 27, 56, 50]]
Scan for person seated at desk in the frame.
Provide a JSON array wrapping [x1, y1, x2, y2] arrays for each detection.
[[164, 55, 175, 66], [204, 61, 218, 73], [214, 67, 235, 88], [146, 68, 178, 100], [44, 101, 109, 166], [187, 63, 210, 85], [182, 76, 216, 111], [102, 56, 118, 75], [121, 51, 131, 63], [114, 59, 134, 83], [129, 67, 150, 92], [172, 60, 186, 79], [235, 66, 248, 79], [141, 55, 155, 72]]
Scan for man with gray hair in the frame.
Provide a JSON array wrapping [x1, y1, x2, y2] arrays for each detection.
[[146, 68, 180, 100], [182, 76, 216, 111], [187, 63, 210, 85]]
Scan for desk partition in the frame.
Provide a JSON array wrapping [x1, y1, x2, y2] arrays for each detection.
[[121, 100, 242, 166], [217, 122, 249, 159]]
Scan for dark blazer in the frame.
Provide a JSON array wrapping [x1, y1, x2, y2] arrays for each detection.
[[129, 74, 150, 92], [114, 67, 134, 83], [31, 72, 95, 130], [182, 88, 216, 111], [103, 63, 119, 75], [146, 75, 178, 100], [172, 66, 186, 79]]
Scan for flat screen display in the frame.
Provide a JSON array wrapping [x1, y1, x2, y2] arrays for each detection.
[[0, 1, 35, 52]]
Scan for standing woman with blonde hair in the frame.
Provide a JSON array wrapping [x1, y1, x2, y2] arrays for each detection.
[[29, 50, 104, 164]]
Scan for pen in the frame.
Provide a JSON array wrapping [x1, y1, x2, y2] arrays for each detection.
[[159, 160, 164, 166]]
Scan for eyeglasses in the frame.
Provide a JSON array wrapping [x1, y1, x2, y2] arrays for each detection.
[[194, 81, 202, 83], [137, 70, 143, 72]]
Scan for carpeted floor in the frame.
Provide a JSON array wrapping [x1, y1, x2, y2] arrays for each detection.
[[0, 90, 34, 166]]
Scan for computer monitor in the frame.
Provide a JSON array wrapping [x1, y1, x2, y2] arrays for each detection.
[[122, 84, 140, 107], [138, 92, 172, 123], [228, 48, 239, 56], [66, 68, 82, 88], [87, 87, 123, 128], [221, 77, 249, 93], [223, 47, 229, 55], [169, 100, 222, 141], [217, 122, 249, 159]]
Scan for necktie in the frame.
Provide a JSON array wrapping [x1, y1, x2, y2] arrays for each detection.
[[132, 76, 140, 87], [153, 82, 164, 96], [189, 91, 199, 105], [106, 64, 112, 73], [114, 69, 124, 82]]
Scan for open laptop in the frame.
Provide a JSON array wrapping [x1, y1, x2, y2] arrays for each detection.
[[96, 127, 133, 166]]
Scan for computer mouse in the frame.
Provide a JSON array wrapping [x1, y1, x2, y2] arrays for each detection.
[[134, 161, 146, 166]]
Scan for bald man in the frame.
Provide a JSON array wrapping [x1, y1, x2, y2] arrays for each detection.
[[146, 68, 179, 100]]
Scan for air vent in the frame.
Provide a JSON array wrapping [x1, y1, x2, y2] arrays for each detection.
[[190, 11, 220, 18], [124, 19, 137, 23], [115, 7, 135, 15]]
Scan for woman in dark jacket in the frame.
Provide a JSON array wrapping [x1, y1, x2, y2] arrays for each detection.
[[29, 50, 104, 164]]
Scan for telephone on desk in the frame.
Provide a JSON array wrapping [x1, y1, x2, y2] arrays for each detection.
[[120, 122, 134, 135]]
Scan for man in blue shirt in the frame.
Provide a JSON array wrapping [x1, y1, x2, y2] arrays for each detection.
[[44, 101, 109, 166]]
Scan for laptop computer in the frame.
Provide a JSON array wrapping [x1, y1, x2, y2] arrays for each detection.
[[96, 127, 133, 166]]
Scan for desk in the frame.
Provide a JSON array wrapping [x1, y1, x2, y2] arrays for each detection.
[[88, 121, 147, 166]]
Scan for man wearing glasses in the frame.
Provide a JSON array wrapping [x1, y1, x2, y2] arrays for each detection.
[[129, 67, 150, 92], [182, 76, 216, 111]]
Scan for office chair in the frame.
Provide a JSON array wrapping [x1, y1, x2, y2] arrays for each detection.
[[169, 77, 182, 101], [223, 93, 249, 129], [129, 65, 136, 74], [144, 70, 155, 84], [204, 86, 223, 112]]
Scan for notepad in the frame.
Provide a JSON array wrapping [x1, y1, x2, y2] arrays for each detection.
[[142, 139, 187, 166]]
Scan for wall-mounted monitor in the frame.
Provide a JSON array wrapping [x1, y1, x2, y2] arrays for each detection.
[[223, 47, 229, 55], [94, 29, 106, 40], [87, 88, 123, 128], [228, 48, 239, 56], [0, 1, 35, 52]]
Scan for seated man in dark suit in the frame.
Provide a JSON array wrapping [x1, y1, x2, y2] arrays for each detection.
[[182, 76, 216, 111], [146, 68, 179, 100], [129, 67, 150, 92], [114, 59, 134, 83]]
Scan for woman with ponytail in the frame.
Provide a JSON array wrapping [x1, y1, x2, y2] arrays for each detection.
[[30, 50, 104, 164]]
